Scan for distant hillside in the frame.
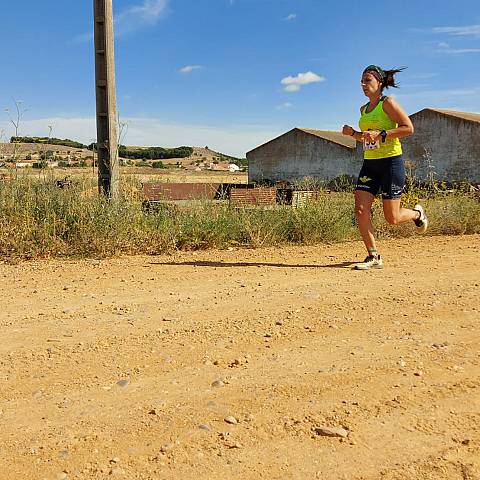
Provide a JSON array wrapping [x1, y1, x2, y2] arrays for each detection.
[[189, 147, 247, 166], [118, 146, 246, 165], [0, 142, 91, 158], [3, 138, 246, 165]]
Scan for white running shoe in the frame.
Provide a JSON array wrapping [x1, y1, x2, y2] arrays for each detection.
[[354, 255, 384, 270], [413, 204, 428, 234]]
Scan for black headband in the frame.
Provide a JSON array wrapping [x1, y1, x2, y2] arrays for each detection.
[[363, 65, 385, 83]]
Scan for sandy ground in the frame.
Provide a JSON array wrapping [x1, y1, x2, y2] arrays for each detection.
[[1, 235, 479, 480]]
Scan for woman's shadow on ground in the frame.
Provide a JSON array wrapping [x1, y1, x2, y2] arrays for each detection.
[[150, 260, 356, 269]]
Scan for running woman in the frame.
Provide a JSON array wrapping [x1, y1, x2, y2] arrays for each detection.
[[342, 65, 428, 270]]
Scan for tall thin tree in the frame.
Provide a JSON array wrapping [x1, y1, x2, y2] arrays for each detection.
[[5, 100, 27, 162]]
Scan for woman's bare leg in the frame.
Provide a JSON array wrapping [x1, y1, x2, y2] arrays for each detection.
[[382, 199, 418, 225], [355, 190, 376, 253]]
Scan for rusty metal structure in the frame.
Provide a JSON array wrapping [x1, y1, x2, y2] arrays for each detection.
[[93, 0, 119, 197], [141, 182, 282, 211]]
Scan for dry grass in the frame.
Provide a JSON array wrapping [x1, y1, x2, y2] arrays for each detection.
[[0, 167, 248, 185], [0, 174, 478, 259]]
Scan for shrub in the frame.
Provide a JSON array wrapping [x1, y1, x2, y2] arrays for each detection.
[[136, 161, 151, 168], [32, 161, 48, 169], [40, 151, 54, 161]]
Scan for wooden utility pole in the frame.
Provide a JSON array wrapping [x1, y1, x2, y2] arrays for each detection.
[[93, 0, 119, 197]]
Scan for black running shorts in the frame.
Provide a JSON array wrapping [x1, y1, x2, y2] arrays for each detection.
[[355, 155, 405, 200]]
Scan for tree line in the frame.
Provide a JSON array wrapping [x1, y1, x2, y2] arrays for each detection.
[[10, 136, 246, 164], [11, 136, 86, 149], [116, 145, 193, 160]]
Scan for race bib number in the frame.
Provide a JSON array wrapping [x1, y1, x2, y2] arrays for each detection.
[[363, 139, 380, 151]]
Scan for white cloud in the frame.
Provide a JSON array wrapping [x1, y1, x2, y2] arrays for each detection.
[[0, 116, 281, 158], [276, 102, 293, 110], [75, 0, 169, 41], [115, 0, 170, 36], [179, 65, 204, 74], [432, 24, 480, 36], [281, 71, 325, 92], [437, 42, 480, 54], [285, 14, 297, 21], [445, 48, 480, 54]]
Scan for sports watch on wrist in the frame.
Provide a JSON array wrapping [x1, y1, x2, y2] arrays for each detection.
[[380, 130, 388, 143]]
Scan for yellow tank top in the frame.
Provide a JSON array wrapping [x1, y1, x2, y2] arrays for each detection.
[[358, 97, 402, 160]]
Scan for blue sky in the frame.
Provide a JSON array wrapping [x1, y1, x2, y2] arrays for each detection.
[[0, 0, 479, 156]]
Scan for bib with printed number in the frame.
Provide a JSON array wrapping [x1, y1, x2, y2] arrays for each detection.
[[363, 138, 380, 151]]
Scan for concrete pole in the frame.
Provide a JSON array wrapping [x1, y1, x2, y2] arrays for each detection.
[[93, 0, 119, 198]]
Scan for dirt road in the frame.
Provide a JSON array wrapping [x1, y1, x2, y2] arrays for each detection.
[[1, 235, 479, 480]]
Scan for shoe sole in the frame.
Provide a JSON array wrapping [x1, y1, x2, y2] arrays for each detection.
[[417, 220, 428, 234], [414, 204, 428, 234], [354, 263, 384, 270]]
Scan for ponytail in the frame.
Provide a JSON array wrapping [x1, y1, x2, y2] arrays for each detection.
[[382, 67, 406, 89]]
